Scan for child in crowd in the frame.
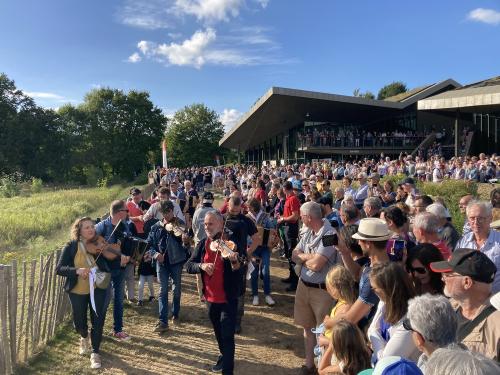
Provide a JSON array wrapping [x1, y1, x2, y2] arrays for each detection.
[[313, 266, 358, 362], [137, 251, 155, 306], [318, 319, 371, 375]]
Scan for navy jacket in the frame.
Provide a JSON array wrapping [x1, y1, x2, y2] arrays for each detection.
[[147, 221, 190, 266], [56, 240, 110, 293]]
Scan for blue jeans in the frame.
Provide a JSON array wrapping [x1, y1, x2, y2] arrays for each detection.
[[104, 268, 125, 333], [251, 246, 271, 296], [157, 261, 183, 324]]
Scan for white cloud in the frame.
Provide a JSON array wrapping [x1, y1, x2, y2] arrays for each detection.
[[172, 0, 243, 23], [117, 0, 171, 29], [467, 8, 500, 25], [133, 26, 289, 68], [127, 52, 142, 63], [255, 0, 269, 8], [156, 28, 217, 68], [24, 91, 64, 100], [220, 108, 242, 131]]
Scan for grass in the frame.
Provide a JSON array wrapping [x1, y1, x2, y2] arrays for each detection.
[[0, 185, 132, 263]]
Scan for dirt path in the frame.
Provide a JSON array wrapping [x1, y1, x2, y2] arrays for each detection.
[[17, 251, 305, 374]]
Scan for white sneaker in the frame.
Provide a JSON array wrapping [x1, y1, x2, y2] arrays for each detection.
[[79, 336, 90, 355], [252, 296, 259, 306], [90, 353, 101, 369], [265, 295, 275, 306]]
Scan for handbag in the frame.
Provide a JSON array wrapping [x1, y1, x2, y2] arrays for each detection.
[[80, 242, 111, 289]]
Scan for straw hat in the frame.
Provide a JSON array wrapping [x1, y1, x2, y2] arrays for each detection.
[[352, 218, 392, 241]]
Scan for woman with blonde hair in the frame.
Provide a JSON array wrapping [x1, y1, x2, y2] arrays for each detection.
[[318, 319, 371, 375], [56, 217, 110, 369]]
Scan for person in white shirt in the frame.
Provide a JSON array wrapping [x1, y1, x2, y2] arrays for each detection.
[[143, 187, 185, 224], [368, 262, 420, 364]]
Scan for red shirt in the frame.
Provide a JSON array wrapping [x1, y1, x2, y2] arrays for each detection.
[[284, 194, 301, 223], [127, 201, 144, 234], [202, 239, 226, 303], [255, 188, 267, 204]]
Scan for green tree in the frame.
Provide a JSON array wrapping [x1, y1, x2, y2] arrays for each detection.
[[166, 104, 225, 167], [377, 81, 407, 100], [77, 88, 167, 180], [353, 88, 375, 100]]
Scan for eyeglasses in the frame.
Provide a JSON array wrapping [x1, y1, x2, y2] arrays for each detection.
[[409, 266, 427, 275], [468, 216, 488, 223], [120, 209, 129, 213]]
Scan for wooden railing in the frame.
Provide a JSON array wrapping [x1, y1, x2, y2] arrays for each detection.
[[0, 251, 72, 374]]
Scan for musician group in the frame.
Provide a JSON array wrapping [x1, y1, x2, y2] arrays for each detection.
[[56, 184, 272, 374]]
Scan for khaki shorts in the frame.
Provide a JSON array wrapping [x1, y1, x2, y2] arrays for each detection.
[[294, 280, 333, 329]]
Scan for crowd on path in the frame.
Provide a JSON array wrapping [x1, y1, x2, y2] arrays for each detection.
[[56, 151, 500, 375]]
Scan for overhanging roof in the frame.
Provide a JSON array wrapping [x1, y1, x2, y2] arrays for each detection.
[[220, 79, 461, 149], [418, 76, 500, 113]]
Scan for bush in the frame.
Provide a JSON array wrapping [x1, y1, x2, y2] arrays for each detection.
[[0, 175, 21, 198], [31, 177, 43, 193]]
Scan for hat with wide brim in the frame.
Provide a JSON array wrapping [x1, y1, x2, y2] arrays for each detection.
[[352, 218, 392, 241], [491, 219, 500, 229]]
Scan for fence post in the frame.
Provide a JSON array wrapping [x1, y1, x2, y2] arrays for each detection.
[[0, 264, 13, 374], [25, 259, 36, 361], [9, 260, 17, 365]]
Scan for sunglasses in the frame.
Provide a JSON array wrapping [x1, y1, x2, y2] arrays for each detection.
[[120, 209, 129, 213], [409, 266, 427, 275]]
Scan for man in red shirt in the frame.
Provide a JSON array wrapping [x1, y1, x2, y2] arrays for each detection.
[[186, 211, 243, 374], [127, 188, 145, 237], [278, 181, 301, 291], [413, 212, 452, 260]]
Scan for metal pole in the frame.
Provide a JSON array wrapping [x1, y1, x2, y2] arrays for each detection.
[[454, 110, 459, 157]]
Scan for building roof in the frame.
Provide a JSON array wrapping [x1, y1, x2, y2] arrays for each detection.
[[418, 76, 500, 112], [384, 84, 433, 102], [220, 79, 460, 149]]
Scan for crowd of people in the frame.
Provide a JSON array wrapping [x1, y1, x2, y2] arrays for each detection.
[[297, 128, 423, 149], [56, 152, 500, 374]]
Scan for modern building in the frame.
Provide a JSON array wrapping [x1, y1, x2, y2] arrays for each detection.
[[220, 77, 500, 165]]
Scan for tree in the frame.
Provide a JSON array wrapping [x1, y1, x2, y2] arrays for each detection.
[[353, 88, 375, 100], [166, 104, 225, 167], [377, 81, 407, 100], [77, 88, 167, 180]]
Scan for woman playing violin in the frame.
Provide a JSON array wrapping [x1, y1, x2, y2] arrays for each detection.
[[185, 211, 244, 374], [56, 217, 110, 370]]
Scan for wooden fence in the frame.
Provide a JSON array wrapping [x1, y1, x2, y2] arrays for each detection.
[[0, 251, 72, 374]]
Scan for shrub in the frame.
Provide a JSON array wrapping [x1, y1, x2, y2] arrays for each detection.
[[31, 177, 43, 193], [0, 176, 21, 198]]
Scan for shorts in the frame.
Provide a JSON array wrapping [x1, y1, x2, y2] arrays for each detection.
[[294, 280, 333, 329]]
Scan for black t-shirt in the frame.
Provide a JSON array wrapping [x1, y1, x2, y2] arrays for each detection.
[[224, 213, 257, 258], [204, 172, 212, 184]]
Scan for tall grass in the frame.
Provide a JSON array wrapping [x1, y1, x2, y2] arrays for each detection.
[[0, 185, 128, 262]]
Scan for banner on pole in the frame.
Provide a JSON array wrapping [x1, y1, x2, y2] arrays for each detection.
[[162, 140, 167, 168]]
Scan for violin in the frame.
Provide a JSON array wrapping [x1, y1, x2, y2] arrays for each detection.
[[164, 218, 191, 245], [209, 233, 245, 270], [85, 235, 122, 261]]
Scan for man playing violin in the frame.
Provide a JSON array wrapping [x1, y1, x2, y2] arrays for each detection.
[[147, 200, 191, 333], [186, 211, 243, 375], [95, 200, 133, 341]]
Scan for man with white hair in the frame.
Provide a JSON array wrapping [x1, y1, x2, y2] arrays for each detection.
[[456, 200, 500, 293], [292, 201, 340, 375], [426, 203, 460, 250], [412, 212, 452, 260], [353, 172, 368, 209], [430, 249, 500, 361], [363, 197, 382, 218], [425, 347, 499, 375], [403, 294, 458, 371]]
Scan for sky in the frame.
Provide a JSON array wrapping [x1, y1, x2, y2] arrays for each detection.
[[1, 0, 500, 131]]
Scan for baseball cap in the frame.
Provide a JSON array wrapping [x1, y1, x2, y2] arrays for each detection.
[[202, 191, 214, 203], [402, 177, 415, 185], [359, 356, 422, 375], [430, 248, 497, 283]]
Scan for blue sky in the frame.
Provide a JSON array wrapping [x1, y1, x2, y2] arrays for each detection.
[[1, 0, 500, 130]]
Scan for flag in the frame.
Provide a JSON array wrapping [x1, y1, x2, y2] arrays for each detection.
[[162, 140, 168, 168]]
